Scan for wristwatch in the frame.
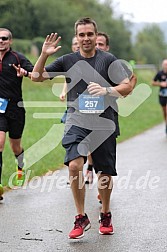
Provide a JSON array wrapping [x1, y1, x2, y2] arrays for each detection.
[[106, 87, 112, 95]]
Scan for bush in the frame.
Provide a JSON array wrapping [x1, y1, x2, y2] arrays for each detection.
[[32, 37, 45, 54], [12, 38, 32, 54]]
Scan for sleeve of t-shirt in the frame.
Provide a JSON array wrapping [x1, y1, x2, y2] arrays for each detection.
[[153, 71, 161, 81], [108, 55, 130, 85], [17, 52, 34, 72], [45, 56, 64, 78]]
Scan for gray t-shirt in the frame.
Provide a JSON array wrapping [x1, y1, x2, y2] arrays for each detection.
[[45, 49, 126, 135]]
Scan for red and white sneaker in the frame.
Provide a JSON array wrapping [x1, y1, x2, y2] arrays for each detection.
[[69, 213, 91, 239], [85, 170, 93, 184], [99, 212, 114, 235]]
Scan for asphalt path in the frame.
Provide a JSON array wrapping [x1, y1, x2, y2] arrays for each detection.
[[0, 123, 167, 252]]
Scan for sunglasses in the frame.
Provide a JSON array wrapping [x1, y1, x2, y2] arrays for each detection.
[[0, 36, 9, 41]]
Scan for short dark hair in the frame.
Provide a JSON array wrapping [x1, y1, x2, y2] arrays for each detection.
[[97, 32, 110, 46], [0, 28, 12, 39], [74, 17, 98, 35]]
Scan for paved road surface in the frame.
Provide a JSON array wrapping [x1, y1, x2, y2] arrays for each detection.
[[0, 123, 167, 252]]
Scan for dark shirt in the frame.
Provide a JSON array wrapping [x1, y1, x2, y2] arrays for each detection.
[[0, 48, 33, 101], [46, 49, 119, 107], [45, 49, 126, 135], [153, 70, 167, 97]]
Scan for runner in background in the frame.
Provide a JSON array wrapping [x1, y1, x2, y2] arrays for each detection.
[[0, 28, 33, 200], [85, 32, 110, 185], [152, 59, 167, 136]]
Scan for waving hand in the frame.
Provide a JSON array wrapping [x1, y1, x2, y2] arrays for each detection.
[[42, 33, 62, 56]]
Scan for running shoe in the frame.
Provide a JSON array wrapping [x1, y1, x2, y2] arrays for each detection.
[[14, 167, 26, 187], [69, 213, 91, 239], [17, 168, 26, 186], [99, 212, 114, 235], [97, 194, 102, 204], [85, 170, 93, 184], [14, 157, 26, 187], [0, 184, 4, 201]]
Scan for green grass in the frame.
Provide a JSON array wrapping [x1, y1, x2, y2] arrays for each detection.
[[118, 69, 163, 142], [2, 69, 163, 186], [3, 77, 66, 186]]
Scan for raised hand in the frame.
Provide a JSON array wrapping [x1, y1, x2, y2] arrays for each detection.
[[42, 33, 62, 56]]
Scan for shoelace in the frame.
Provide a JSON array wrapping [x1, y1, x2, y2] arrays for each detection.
[[74, 216, 85, 229], [100, 214, 111, 227]]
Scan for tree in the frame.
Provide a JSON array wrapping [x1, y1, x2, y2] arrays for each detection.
[[0, 0, 133, 58], [107, 18, 133, 60], [0, 0, 38, 39], [134, 24, 167, 65]]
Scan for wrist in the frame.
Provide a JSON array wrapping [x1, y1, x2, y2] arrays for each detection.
[[41, 52, 49, 59], [24, 70, 29, 77], [105, 87, 112, 95]]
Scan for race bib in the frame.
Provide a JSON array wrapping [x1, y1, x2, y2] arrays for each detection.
[[0, 98, 8, 113], [79, 94, 104, 113]]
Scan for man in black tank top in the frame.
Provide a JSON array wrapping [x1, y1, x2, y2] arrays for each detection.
[[152, 59, 167, 135], [32, 17, 136, 239]]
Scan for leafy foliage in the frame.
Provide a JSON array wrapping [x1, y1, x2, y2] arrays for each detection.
[[0, 0, 133, 58], [0, 0, 38, 39], [134, 24, 167, 65], [1, 0, 167, 64]]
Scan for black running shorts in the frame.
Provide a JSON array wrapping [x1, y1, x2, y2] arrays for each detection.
[[0, 101, 25, 139], [62, 125, 117, 176], [159, 96, 167, 106]]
